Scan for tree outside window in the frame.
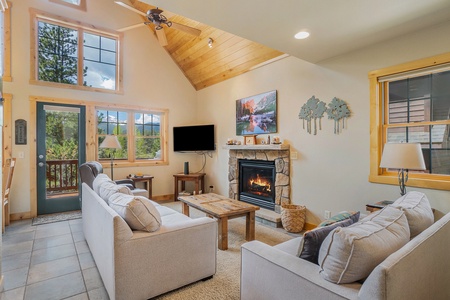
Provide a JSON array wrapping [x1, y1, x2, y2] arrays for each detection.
[[97, 109, 165, 163], [31, 10, 120, 92]]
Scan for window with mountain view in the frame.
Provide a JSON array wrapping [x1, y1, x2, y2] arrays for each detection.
[[31, 10, 120, 92], [97, 109, 165, 163]]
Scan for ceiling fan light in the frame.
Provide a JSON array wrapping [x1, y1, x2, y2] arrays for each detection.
[[294, 31, 310, 40]]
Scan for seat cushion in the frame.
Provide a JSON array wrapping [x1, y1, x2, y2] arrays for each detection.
[[108, 193, 162, 232], [318, 206, 410, 284], [391, 191, 434, 238], [93, 174, 132, 203]]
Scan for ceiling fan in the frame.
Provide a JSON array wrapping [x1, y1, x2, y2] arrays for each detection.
[[115, 1, 201, 47]]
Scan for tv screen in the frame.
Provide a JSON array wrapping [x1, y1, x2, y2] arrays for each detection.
[[173, 124, 215, 152]]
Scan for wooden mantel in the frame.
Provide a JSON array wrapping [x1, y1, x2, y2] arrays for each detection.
[[222, 144, 290, 151]]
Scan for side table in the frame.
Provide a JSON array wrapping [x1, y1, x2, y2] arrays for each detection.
[[127, 175, 154, 199], [366, 200, 393, 213], [173, 173, 206, 200]]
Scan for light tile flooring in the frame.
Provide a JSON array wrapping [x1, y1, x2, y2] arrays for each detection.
[[1, 218, 108, 300]]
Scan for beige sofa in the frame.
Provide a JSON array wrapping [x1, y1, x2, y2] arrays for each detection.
[[81, 182, 217, 300], [241, 199, 450, 299]]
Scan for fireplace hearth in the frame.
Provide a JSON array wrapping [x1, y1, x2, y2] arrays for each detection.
[[239, 159, 275, 210]]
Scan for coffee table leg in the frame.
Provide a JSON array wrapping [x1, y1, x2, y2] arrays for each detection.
[[218, 216, 228, 250], [182, 203, 190, 216], [245, 211, 256, 241]]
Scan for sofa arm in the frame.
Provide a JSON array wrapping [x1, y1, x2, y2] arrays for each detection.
[[241, 240, 360, 300], [113, 217, 217, 300], [114, 179, 135, 189]]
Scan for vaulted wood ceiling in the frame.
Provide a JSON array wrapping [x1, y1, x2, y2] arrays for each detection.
[[126, 0, 284, 90]]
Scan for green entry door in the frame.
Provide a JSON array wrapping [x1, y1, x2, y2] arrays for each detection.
[[36, 102, 86, 215]]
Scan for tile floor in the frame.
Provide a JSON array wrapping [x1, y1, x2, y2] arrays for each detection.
[[1, 218, 108, 300]]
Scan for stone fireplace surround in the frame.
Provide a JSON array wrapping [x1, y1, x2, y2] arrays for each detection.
[[227, 145, 290, 214]]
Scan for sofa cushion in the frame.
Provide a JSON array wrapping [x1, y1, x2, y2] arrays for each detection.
[[318, 206, 410, 284], [93, 174, 132, 203], [108, 193, 162, 232], [298, 218, 354, 264], [298, 211, 360, 264], [391, 191, 434, 238], [318, 211, 360, 227]]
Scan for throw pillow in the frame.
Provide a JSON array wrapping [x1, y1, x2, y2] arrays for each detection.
[[391, 191, 434, 238], [318, 206, 410, 284], [108, 193, 162, 232], [318, 211, 360, 227], [93, 174, 132, 203], [298, 218, 354, 264]]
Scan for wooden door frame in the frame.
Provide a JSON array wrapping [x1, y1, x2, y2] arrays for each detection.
[[29, 96, 94, 218], [2, 94, 12, 229]]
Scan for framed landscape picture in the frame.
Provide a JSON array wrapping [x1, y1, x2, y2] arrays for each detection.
[[236, 90, 277, 135]]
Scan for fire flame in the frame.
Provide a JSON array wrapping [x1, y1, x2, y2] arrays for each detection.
[[249, 175, 271, 193]]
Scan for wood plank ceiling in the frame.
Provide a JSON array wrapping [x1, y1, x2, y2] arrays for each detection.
[[128, 0, 284, 90]]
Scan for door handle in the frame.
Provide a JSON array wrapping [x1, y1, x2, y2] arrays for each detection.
[[38, 162, 44, 167]]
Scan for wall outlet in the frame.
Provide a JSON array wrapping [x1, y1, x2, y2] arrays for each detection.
[[291, 151, 298, 160], [324, 210, 331, 219]]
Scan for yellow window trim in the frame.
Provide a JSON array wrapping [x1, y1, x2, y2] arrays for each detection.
[[369, 52, 450, 191]]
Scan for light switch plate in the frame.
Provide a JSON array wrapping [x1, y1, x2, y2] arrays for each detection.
[[291, 151, 298, 160]]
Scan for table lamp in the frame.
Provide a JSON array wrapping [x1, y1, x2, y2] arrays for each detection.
[[380, 142, 426, 196], [99, 135, 121, 180]]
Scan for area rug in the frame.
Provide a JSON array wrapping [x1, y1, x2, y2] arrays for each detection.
[[31, 210, 82, 226], [155, 202, 293, 300]]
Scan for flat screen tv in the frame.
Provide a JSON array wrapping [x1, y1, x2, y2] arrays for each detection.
[[173, 124, 215, 152]]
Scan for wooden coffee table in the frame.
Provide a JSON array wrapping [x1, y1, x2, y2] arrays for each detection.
[[177, 193, 260, 250]]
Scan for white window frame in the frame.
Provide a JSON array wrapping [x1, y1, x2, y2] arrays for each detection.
[[29, 9, 123, 94]]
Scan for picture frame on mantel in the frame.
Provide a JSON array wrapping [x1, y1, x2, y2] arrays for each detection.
[[236, 90, 277, 135]]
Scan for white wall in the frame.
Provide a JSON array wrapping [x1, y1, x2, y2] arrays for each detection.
[[5, 0, 199, 214], [197, 20, 450, 224]]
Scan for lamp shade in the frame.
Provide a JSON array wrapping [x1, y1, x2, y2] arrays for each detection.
[[380, 143, 426, 170], [99, 135, 122, 149]]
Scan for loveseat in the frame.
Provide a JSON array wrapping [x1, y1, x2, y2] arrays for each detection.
[[81, 174, 217, 300], [241, 192, 450, 300]]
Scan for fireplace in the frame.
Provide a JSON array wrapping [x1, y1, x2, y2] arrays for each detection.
[[239, 159, 276, 210], [228, 146, 290, 213]]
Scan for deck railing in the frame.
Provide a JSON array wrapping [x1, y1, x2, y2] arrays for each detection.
[[46, 159, 79, 193]]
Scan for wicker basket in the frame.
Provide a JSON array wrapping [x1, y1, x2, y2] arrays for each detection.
[[281, 204, 306, 233]]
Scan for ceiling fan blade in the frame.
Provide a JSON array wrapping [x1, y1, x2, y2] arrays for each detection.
[[114, 1, 147, 17], [156, 29, 168, 46], [117, 23, 146, 32], [171, 22, 201, 36]]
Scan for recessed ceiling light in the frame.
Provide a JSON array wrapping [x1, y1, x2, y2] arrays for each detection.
[[294, 31, 310, 40]]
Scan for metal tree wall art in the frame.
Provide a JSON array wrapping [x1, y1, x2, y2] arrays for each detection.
[[298, 96, 327, 135], [326, 97, 351, 134]]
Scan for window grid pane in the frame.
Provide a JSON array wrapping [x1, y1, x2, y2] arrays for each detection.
[[385, 71, 450, 176], [34, 14, 119, 92], [83, 33, 117, 90], [98, 110, 164, 162], [37, 21, 78, 85]]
